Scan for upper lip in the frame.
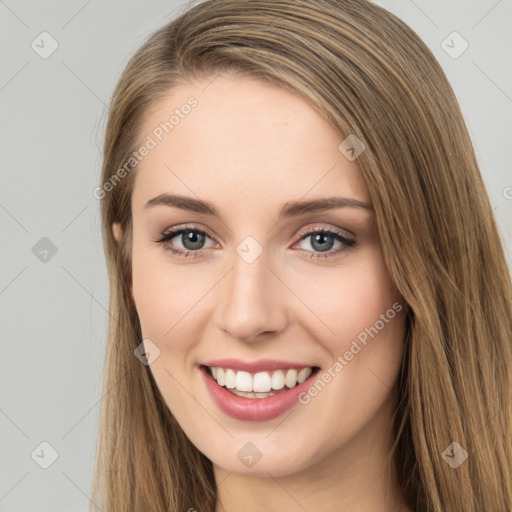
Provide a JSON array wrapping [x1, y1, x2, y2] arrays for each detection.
[[202, 358, 318, 373]]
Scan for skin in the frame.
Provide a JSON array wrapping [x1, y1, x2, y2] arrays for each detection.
[[114, 73, 411, 512]]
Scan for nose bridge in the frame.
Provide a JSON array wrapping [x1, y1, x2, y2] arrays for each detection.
[[215, 240, 288, 342]]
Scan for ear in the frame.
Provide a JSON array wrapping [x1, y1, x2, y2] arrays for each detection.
[[112, 222, 134, 301], [112, 222, 123, 243]]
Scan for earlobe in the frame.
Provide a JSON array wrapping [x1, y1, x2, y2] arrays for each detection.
[[112, 222, 123, 243]]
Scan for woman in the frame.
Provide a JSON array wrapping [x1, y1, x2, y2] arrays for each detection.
[[91, 1, 512, 510]]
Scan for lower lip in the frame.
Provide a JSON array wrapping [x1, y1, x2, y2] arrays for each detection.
[[200, 365, 318, 421]]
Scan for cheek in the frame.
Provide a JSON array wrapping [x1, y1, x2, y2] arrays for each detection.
[[287, 249, 406, 421], [131, 247, 210, 414], [131, 243, 209, 341], [288, 249, 401, 350], [290, 256, 405, 453]]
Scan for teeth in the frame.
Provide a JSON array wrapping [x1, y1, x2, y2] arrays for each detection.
[[285, 369, 298, 388], [208, 366, 314, 393], [253, 371, 272, 392], [216, 368, 225, 387], [297, 367, 312, 384], [271, 370, 285, 390], [225, 369, 236, 389], [235, 371, 253, 392], [230, 389, 277, 399]]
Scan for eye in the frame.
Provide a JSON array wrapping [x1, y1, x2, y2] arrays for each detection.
[[293, 226, 356, 259], [153, 224, 217, 258]]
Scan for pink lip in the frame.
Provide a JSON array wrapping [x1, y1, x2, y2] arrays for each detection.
[[202, 358, 313, 373], [199, 364, 319, 421]]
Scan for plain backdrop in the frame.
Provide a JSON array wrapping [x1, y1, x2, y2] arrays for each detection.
[[0, 1, 511, 510]]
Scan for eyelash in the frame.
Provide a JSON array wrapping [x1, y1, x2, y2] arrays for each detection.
[[153, 223, 356, 260]]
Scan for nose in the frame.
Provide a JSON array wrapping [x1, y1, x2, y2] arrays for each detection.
[[215, 249, 289, 343]]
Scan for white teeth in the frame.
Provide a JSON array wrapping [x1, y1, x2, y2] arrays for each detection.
[[230, 389, 276, 399], [285, 369, 298, 388], [208, 366, 314, 393], [271, 370, 285, 390], [235, 371, 253, 392], [253, 372, 272, 392], [297, 367, 312, 384], [225, 368, 236, 389]]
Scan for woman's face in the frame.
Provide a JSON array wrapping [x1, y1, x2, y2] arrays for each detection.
[[125, 73, 407, 477]]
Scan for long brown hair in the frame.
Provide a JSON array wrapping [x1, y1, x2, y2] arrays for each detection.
[[91, 1, 512, 510]]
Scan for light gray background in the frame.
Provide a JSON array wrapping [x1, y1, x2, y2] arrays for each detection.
[[0, 1, 511, 510]]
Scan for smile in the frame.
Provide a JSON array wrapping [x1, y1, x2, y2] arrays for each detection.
[[199, 359, 320, 421]]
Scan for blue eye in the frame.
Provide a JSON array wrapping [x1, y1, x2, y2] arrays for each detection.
[[295, 227, 356, 258], [153, 224, 356, 259], [153, 224, 215, 258]]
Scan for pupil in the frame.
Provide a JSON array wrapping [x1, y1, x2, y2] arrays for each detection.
[[184, 231, 204, 250], [312, 233, 333, 252]]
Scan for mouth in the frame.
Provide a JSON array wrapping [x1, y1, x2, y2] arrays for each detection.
[[199, 361, 321, 421]]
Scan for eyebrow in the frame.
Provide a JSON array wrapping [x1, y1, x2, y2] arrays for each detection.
[[144, 193, 373, 219]]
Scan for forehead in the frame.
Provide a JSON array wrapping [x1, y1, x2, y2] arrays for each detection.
[[131, 74, 370, 215]]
